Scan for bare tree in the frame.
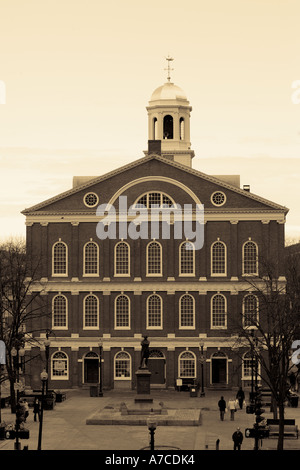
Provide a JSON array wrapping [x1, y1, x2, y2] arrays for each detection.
[[0, 237, 49, 414], [231, 256, 300, 451]]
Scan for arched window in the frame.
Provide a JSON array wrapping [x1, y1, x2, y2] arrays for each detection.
[[115, 295, 130, 329], [147, 241, 162, 276], [83, 294, 99, 329], [147, 294, 163, 329], [211, 240, 227, 276], [52, 241, 68, 276], [243, 294, 259, 328], [114, 351, 131, 380], [51, 351, 68, 379], [179, 241, 195, 276], [179, 294, 195, 329], [243, 240, 258, 275], [134, 192, 175, 209], [211, 294, 227, 329], [242, 351, 261, 383], [163, 114, 173, 139], [83, 241, 99, 276], [115, 241, 130, 276], [153, 117, 158, 140], [52, 294, 68, 329], [242, 351, 255, 379], [180, 117, 185, 140], [178, 351, 196, 378]]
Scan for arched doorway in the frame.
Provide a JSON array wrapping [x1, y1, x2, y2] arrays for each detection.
[[148, 349, 166, 386], [211, 351, 227, 385], [83, 352, 99, 384]]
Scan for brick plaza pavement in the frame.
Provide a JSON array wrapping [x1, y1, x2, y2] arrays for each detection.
[[0, 388, 299, 451]]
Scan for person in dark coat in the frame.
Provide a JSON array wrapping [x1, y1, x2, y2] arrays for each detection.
[[232, 427, 243, 450], [236, 386, 245, 409], [33, 398, 40, 422], [218, 396, 226, 421]]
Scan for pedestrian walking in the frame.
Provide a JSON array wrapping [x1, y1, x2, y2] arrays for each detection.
[[218, 396, 226, 421], [33, 398, 40, 422], [21, 399, 29, 422], [232, 427, 243, 450], [228, 397, 237, 420], [236, 386, 245, 409]]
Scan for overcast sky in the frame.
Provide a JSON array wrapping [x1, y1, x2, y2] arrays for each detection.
[[0, 0, 299, 243]]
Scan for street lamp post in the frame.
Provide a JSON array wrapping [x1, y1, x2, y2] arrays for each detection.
[[250, 330, 255, 403], [11, 343, 25, 405], [98, 338, 103, 397], [231, 343, 240, 388], [199, 341, 205, 397], [37, 369, 48, 451], [147, 409, 157, 451], [44, 337, 50, 395], [43, 329, 55, 394]]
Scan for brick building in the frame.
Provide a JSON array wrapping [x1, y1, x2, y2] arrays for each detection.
[[23, 78, 288, 392]]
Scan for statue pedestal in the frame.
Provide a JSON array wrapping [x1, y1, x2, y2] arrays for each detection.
[[135, 368, 151, 395]]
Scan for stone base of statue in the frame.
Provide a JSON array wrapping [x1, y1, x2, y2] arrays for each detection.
[[135, 367, 151, 395]]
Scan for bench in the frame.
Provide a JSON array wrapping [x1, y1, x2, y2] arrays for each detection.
[[175, 378, 198, 391], [266, 419, 298, 439]]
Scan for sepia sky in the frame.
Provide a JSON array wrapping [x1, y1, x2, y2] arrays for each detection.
[[0, 0, 299, 242]]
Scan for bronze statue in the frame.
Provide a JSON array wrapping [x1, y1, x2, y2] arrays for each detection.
[[139, 335, 150, 369]]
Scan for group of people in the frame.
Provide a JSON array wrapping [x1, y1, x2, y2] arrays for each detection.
[[18, 398, 41, 423], [217, 387, 245, 450]]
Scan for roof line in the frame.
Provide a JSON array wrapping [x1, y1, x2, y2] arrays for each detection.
[[22, 154, 289, 214]]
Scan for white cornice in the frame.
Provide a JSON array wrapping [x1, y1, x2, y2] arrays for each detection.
[[28, 278, 286, 294], [29, 335, 242, 351], [23, 210, 286, 224]]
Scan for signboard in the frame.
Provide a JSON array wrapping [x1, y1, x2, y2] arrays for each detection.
[[176, 379, 182, 387], [54, 361, 65, 371]]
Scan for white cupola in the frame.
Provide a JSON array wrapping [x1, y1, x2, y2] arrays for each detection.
[[144, 58, 194, 167]]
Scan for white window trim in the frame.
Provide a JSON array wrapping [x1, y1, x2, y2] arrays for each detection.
[[179, 241, 195, 277], [178, 351, 197, 378], [242, 353, 261, 381], [210, 293, 227, 330], [179, 294, 195, 330], [114, 295, 131, 330], [83, 192, 99, 208], [114, 351, 132, 381], [146, 294, 163, 330], [242, 294, 259, 328], [146, 240, 163, 277], [83, 241, 99, 277], [133, 191, 177, 209], [83, 294, 99, 330], [52, 240, 68, 277], [51, 351, 69, 380], [242, 240, 259, 276], [210, 191, 226, 207], [114, 241, 130, 277], [210, 240, 227, 277], [52, 294, 68, 330]]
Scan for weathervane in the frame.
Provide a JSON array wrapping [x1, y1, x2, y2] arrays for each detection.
[[165, 55, 174, 82]]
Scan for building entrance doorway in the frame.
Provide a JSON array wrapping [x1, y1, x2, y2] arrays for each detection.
[[84, 352, 99, 383], [211, 352, 227, 384], [148, 350, 165, 385]]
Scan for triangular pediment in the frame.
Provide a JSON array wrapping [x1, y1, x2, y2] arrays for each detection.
[[22, 154, 288, 215]]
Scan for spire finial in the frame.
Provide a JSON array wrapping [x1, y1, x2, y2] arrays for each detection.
[[164, 55, 174, 83]]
